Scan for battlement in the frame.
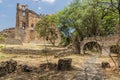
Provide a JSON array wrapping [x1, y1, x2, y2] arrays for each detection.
[[17, 3, 28, 10]]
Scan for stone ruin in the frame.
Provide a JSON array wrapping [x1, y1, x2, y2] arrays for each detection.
[[0, 58, 72, 77], [57, 58, 72, 71], [0, 28, 15, 44], [15, 3, 61, 44], [0, 58, 111, 80], [5, 38, 22, 45], [0, 28, 15, 38], [0, 59, 17, 77], [0, 3, 61, 45]]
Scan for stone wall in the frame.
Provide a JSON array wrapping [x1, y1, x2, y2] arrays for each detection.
[[5, 38, 22, 45], [0, 28, 15, 38], [15, 3, 61, 44], [15, 3, 41, 43], [1, 47, 62, 54], [0, 28, 15, 44]]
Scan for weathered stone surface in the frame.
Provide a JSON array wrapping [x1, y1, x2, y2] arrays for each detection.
[[0, 28, 15, 44], [54, 49, 73, 58], [0, 60, 17, 77], [80, 35, 119, 55], [15, 3, 61, 44], [39, 63, 57, 72], [101, 61, 110, 69], [57, 58, 72, 71], [72, 63, 105, 80], [18, 65, 34, 72], [0, 28, 15, 38], [72, 35, 80, 54], [1, 47, 61, 54], [5, 38, 22, 45]]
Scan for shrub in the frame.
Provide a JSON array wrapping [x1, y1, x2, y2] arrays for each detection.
[[0, 35, 5, 41], [0, 45, 3, 49]]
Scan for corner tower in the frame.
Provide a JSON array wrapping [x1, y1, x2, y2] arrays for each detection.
[[15, 3, 40, 42]]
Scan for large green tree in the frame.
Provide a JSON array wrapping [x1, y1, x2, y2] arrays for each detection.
[[57, 0, 117, 54]]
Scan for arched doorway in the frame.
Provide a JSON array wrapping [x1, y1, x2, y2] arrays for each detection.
[[83, 42, 102, 56]]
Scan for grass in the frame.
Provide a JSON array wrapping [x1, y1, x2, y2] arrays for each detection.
[[0, 43, 120, 80]]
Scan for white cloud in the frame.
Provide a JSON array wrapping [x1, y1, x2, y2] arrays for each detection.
[[33, 0, 56, 4], [33, 0, 39, 2], [41, 0, 55, 3], [38, 7, 41, 10], [0, 0, 3, 3]]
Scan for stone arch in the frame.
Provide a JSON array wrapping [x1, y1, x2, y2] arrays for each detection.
[[80, 40, 102, 55]]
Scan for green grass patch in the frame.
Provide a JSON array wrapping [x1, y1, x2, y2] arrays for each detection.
[[0, 45, 3, 49]]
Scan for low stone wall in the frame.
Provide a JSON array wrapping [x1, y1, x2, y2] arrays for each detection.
[[5, 38, 22, 45], [0, 40, 5, 44], [1, 47, 62, 54]]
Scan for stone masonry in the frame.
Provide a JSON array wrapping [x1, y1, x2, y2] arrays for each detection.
[[80, 35, 120, 55], [15, 3, 60, 43]]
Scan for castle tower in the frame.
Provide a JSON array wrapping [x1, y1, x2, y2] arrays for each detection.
[[15, 3, 28, 41], [15, 3, 61, 44], [15, 3, 40, 42]]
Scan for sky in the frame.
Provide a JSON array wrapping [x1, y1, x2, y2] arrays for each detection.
[[0, 0, 73, 31]]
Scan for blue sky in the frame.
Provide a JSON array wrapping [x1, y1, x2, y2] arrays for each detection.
[[0, 0, 73, 31]]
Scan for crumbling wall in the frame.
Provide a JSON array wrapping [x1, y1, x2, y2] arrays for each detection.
[[0, 28, 15, 44], [15, 3, 40, 42], [0, 28, 15, 38], [5, 38, 22, 45], [15, 3, 61, 44]]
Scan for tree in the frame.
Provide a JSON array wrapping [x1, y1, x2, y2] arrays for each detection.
[[96, 0, 120, 70], [58, 0, 120, 69], [35, 14, 58, 46], [57, 0, 119, 55], [58, 0, 114, 53]]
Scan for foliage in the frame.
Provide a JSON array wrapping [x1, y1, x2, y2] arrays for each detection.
[[57, 0, 118, 54], [35, 14, 58, 46], [0, 35, 5, 41], [59, 33, 71, 46], [57, 0, 117, 42], [0, 45, 3, 49]]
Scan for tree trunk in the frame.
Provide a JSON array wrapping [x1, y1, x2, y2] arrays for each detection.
[[117, 0, 120, 69], [72, 35, 80, 54]]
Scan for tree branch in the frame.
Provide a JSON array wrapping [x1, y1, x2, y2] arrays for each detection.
[[110, 0, 118, 10]]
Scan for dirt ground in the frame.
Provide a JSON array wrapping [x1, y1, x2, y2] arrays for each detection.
[[0, 44, 120, 80]]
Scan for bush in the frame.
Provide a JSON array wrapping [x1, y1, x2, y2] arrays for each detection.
[[0, 35, 5, 41], [0, 45, 3, 49]]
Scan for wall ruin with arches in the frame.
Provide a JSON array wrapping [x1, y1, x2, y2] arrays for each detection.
[[15, 3, 40, 42], [80, 35, 120, 55], [15, 3, 61, 44]]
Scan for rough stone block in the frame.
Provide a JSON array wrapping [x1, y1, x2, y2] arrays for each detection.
[[57, 58, 72, 71], [101, 61, 110, 69], [0, 60, 17, 77]]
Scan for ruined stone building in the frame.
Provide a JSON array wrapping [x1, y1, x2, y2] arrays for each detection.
[[15, 3, 60, 44], [0, 28, 15, 38]]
